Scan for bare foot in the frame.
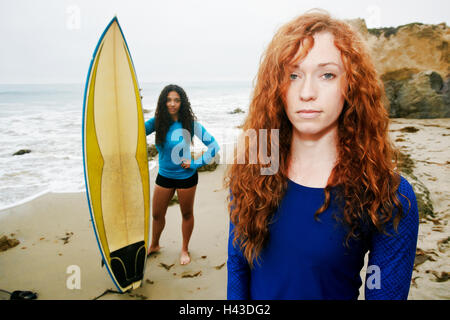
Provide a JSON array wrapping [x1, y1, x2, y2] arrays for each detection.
[[180, 250, 191, 265], [148, 245, 161, 257]]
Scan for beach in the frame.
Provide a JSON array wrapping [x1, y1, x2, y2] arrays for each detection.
[[390, 118, 450, 299], [0, 164, 229, 300], [358, 118, 450, 299], [0, 119, 449, 300]]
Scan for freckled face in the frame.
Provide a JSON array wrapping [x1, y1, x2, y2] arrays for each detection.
[[166, 91, 181, 117], [285, 31, 347, 139]]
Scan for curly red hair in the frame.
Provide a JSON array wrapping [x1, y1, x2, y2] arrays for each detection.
[[225, 10, 404, 266]]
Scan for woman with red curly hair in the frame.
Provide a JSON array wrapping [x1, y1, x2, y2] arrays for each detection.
[[226, 10, 419, 300]]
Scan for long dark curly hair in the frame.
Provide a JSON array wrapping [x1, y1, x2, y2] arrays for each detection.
[[154, 84, 197, 145]]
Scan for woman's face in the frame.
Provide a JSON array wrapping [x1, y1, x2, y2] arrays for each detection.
[[285, 31, 346, 139], [166, 90, 181, 118]]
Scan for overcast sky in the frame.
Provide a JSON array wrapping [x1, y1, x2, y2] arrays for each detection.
[[0, 0, 449, 84]]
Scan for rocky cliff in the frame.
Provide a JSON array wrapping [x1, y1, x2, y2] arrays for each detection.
[[346, 19, 449, 118]]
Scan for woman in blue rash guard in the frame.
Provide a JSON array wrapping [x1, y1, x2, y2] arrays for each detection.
[[225, 11, 419, 299], [145, 84, 219, 265]]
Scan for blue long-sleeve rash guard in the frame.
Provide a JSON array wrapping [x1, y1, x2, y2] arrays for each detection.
[[227, 176, 419, 300], [145, 118, 220, 179]]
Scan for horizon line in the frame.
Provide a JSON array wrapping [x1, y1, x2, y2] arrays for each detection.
[[0, 79, 254, 86]]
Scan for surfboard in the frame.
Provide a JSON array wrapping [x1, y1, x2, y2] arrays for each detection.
[[82, 17, 150, 293]]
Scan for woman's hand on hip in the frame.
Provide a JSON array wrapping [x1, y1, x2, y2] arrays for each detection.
[[181, 159, 191, 169]]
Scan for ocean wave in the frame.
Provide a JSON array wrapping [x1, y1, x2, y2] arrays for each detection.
[[0, 189, 51, 212]]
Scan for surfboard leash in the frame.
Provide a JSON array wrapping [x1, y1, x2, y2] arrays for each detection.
[[92, 288, 129, 300]]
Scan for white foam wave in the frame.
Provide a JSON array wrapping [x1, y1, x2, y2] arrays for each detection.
[[0, 189, 52, 212]]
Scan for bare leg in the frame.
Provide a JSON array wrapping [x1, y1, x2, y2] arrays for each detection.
[[176, 185, 197, 265], [149, 184, 175, 255]]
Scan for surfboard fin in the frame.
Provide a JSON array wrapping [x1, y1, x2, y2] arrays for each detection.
[[101, 259, 105, 268], [110, 241, 146, 289]]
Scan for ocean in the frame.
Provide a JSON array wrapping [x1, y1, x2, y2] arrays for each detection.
[[0, 81, 252, 208]]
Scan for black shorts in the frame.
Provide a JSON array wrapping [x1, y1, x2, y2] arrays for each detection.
[[155, 172, 198, 189]]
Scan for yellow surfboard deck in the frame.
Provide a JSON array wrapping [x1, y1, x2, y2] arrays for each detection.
[[82, 17, 150, 292]]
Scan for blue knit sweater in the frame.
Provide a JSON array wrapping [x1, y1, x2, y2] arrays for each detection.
[[227, 176, 419, 300]]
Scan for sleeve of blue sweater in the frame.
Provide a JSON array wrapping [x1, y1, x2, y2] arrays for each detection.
[[190, 121, 220, 170], [145, 117, 155, 135], [227, 220, 251, 300], [365, 176, 419, 300]]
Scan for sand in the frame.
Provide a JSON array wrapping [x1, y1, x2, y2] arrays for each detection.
[[0, 165, 229, 300], [0, 118, 449, 300], [389, 119, 450, 299]]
